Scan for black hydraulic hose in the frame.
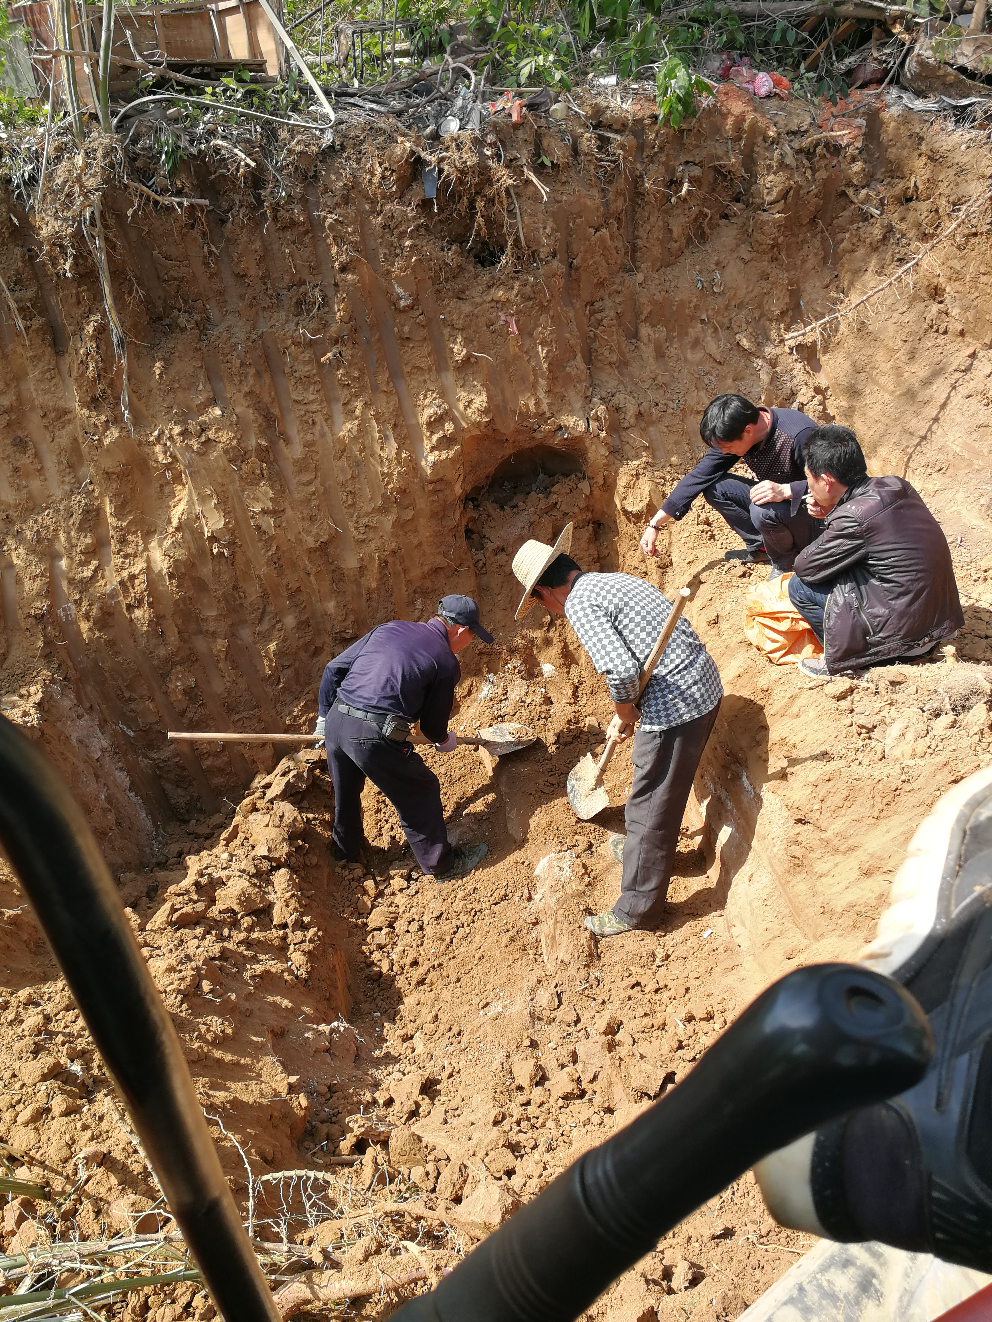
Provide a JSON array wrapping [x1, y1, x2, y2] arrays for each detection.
[[394, 962, 933, 1322], [0, 714, 281, 1322]]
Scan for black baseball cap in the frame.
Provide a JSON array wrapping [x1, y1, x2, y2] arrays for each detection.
[[437, 595, 494, 643]]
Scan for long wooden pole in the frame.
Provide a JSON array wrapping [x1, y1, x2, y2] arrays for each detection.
[[168, 732, 317, 744]]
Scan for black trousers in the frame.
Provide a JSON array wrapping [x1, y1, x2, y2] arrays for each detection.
[[614, 700, 721, 930], [705, 476, 822, 571], [324, 705, 453, 875]]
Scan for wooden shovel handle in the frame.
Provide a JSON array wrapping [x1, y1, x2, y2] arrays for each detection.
[[636, 587, 693, 701], [591, 732, 622, 784], [168, 732, 318, 744], [589, 586, 694, 792]]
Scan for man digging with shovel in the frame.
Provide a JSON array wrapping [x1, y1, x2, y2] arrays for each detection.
[[316, 595, 493, 882], [512, 525, 723, 939]]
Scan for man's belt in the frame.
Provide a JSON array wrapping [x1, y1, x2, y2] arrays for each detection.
[[335, 702, 411, 742]]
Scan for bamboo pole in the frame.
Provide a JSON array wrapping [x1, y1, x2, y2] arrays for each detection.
[[76, 0, 101, 116], [56, 0, 85, 143], [98, 0, 114, 132]]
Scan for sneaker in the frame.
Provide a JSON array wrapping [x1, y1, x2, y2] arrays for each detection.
[[724, 547, 769, 565], [431, 841, 488, 882], [755, 765, 992, 1272], [797, 656, 830, 679], [584, 909, 635, 938], [766, 568, 786, 582], [608, 834, 625, 865]]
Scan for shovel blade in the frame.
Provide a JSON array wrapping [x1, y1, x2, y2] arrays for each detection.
[[477, 723, 537, 758], [567, 753, 610, 820]]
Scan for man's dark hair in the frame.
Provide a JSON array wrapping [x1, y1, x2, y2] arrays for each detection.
[[699, 393, 761, 445], [804, 426, 868, 488], [534, 554, 581, 594]]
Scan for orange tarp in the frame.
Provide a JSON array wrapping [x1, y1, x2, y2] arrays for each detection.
[[744, 573, 824, 666]]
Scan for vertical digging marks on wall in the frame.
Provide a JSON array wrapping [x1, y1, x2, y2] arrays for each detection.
[[0, 306, 60, 502], [95, 503, 220, 814], [192, 213, 319, 669], [356, 257, 427, 469], [413, 258, 467, 435], [0, 557, 18, 666], [19, 235, 90, 485], [48, 542, 172, 825], [554, 204, 592, 370], [173, 592, 254, 788], [304, 183, 367, 622]]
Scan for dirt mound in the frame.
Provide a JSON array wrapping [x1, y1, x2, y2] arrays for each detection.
[[0, 84, 990, 1320]]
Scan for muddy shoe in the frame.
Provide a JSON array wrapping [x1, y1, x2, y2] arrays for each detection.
[[431, 842, 488, 882], [584, 909, 635, 939], [755, 765, 992, 1271], [608, 834, 626, 864], [724, 546, 769, 565]]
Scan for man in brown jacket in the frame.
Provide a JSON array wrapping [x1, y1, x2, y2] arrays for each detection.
[[788, 426, 963, 678]]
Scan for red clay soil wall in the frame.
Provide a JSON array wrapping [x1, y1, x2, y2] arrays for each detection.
[[0, 87, 991, 1321]]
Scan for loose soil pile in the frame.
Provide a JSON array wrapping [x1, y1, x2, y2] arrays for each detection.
[[0, 81, 990, 1321]]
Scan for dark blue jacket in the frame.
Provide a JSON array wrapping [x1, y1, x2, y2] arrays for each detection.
[[318, 618, 459, 743], [661, 407, 818, 520]]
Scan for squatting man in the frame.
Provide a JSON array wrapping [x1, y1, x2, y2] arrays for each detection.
[[313, 595, 493, 882], [641, 392, 822, 578], [512, 523, 723, 939], [787, 425, 963, 678]]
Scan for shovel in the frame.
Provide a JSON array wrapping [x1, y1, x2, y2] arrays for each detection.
[[412, 722, 537, 758], [170, 725, 538, 757], [566, 586, 693, 820]]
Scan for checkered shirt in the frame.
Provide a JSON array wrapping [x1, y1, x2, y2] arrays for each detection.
[[564, 573, 723, 731]]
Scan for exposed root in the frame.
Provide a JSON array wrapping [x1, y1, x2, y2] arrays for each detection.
[[786, 185, 992, 343], [274, 1263, 427, 1317], [82, 199, 131, 428]]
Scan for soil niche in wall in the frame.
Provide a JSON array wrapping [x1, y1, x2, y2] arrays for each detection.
[[0, 85, 990, 1319]]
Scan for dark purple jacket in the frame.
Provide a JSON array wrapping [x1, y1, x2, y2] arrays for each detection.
[[662, 407, 818, 520], [793, 476, 963, 672], [317, 618, 459, 742]]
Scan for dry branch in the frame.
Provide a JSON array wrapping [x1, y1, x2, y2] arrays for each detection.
[[129, 181, 209, 208], [0, 276, 28, 343], [112, 93, 327, 132], [660, 0, 919, 17], [785, 187, 992, 343], [0, 1268, 201, 1317], [256, 1162, 361, 1179]]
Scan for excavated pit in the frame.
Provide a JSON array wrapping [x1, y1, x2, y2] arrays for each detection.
[[0, 88, 991, 1320]]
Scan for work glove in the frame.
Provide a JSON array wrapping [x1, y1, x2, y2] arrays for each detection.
[[313, 715, 326, 743], [435, 732, 458, 753]]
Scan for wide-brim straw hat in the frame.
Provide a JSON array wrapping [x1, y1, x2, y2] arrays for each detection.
[[511, 523, 574, 620]]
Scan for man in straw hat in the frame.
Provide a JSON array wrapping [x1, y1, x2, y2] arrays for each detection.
[[512, 525, 723, 938], [315, 595, 493, 883]]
